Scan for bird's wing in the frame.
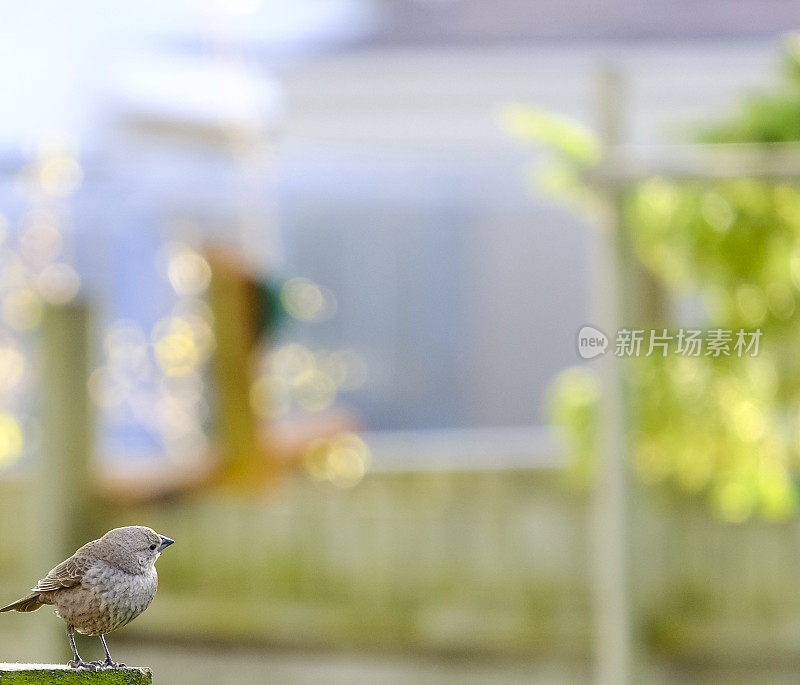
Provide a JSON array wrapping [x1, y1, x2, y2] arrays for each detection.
[[30, 549, 94, 593]]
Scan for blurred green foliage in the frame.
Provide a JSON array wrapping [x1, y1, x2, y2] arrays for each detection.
[[515, 35, 800, 521], [700, 35, 800, 144], [503, 104, 600, 213]]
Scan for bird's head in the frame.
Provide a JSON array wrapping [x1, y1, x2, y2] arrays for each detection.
[[100, 526, 175, 574]]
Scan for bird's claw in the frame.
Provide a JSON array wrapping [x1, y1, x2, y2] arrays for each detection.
[[88, 658, 125, 669], [68, 659, 98, 671]]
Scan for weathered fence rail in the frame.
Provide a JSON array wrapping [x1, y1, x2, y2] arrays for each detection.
[[2, 467, 800, 668]]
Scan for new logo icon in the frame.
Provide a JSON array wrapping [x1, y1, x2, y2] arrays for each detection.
[[577, 326, 608, 359]]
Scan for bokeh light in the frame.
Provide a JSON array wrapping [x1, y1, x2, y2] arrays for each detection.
[[152, 317, 205, 377], [280, 277, 337, 321], [0, 344, 25, 392], [249, 374, 290, 419], [36, 263, 80, 304], [38, 153, 83, 197], [0, 413, 23, 468], [292, 368, 336, 412], [88, 366, 130, 409], [301, 432, 370, 487], [2, 289, 43, 331], [166, 244, 212, 296], [20, 211, 62, 266]]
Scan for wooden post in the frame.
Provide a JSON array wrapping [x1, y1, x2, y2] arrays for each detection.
[[0, 664, 151, 684], [205, 248, 277, 488], [34, 302, 94, 661], [589, 66, 636, 685]]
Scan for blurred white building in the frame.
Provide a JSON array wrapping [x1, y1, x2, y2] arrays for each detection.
[[0, 0, 796, 447], [274, 1, 792, 429]]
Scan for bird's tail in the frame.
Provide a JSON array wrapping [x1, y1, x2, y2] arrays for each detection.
[[0, 594, 44, 613]]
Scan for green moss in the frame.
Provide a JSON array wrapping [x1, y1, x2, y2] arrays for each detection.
[[0, 665, 151, 684]]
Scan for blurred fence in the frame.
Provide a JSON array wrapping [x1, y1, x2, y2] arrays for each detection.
[[3, 456, 800, 670]]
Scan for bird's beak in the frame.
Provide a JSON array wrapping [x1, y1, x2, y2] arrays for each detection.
[[159, 536, 175, 551]]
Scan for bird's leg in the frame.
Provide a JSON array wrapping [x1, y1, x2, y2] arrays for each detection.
[[91, 634, 126, 669], [66, 627, 97, 671]]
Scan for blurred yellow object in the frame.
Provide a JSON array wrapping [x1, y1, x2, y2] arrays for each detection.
[[206, 247, 276, 488]]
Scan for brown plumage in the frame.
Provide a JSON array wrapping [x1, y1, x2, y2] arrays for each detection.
[[1, 526, 174, 670]]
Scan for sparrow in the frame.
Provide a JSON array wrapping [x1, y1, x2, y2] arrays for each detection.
[[1, 525, 174, 670]]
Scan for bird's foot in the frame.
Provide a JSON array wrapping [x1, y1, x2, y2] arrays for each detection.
[[89, 658, 126, 669], [68, 659, 98, 671]]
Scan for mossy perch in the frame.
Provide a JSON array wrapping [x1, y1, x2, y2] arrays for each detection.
[[0, 664, 151, 684]]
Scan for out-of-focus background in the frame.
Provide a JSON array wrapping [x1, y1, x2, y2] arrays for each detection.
[[3, 1, 800, 683]]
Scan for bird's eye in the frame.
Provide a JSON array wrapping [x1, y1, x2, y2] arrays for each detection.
[[149, 544, 157, 551]]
